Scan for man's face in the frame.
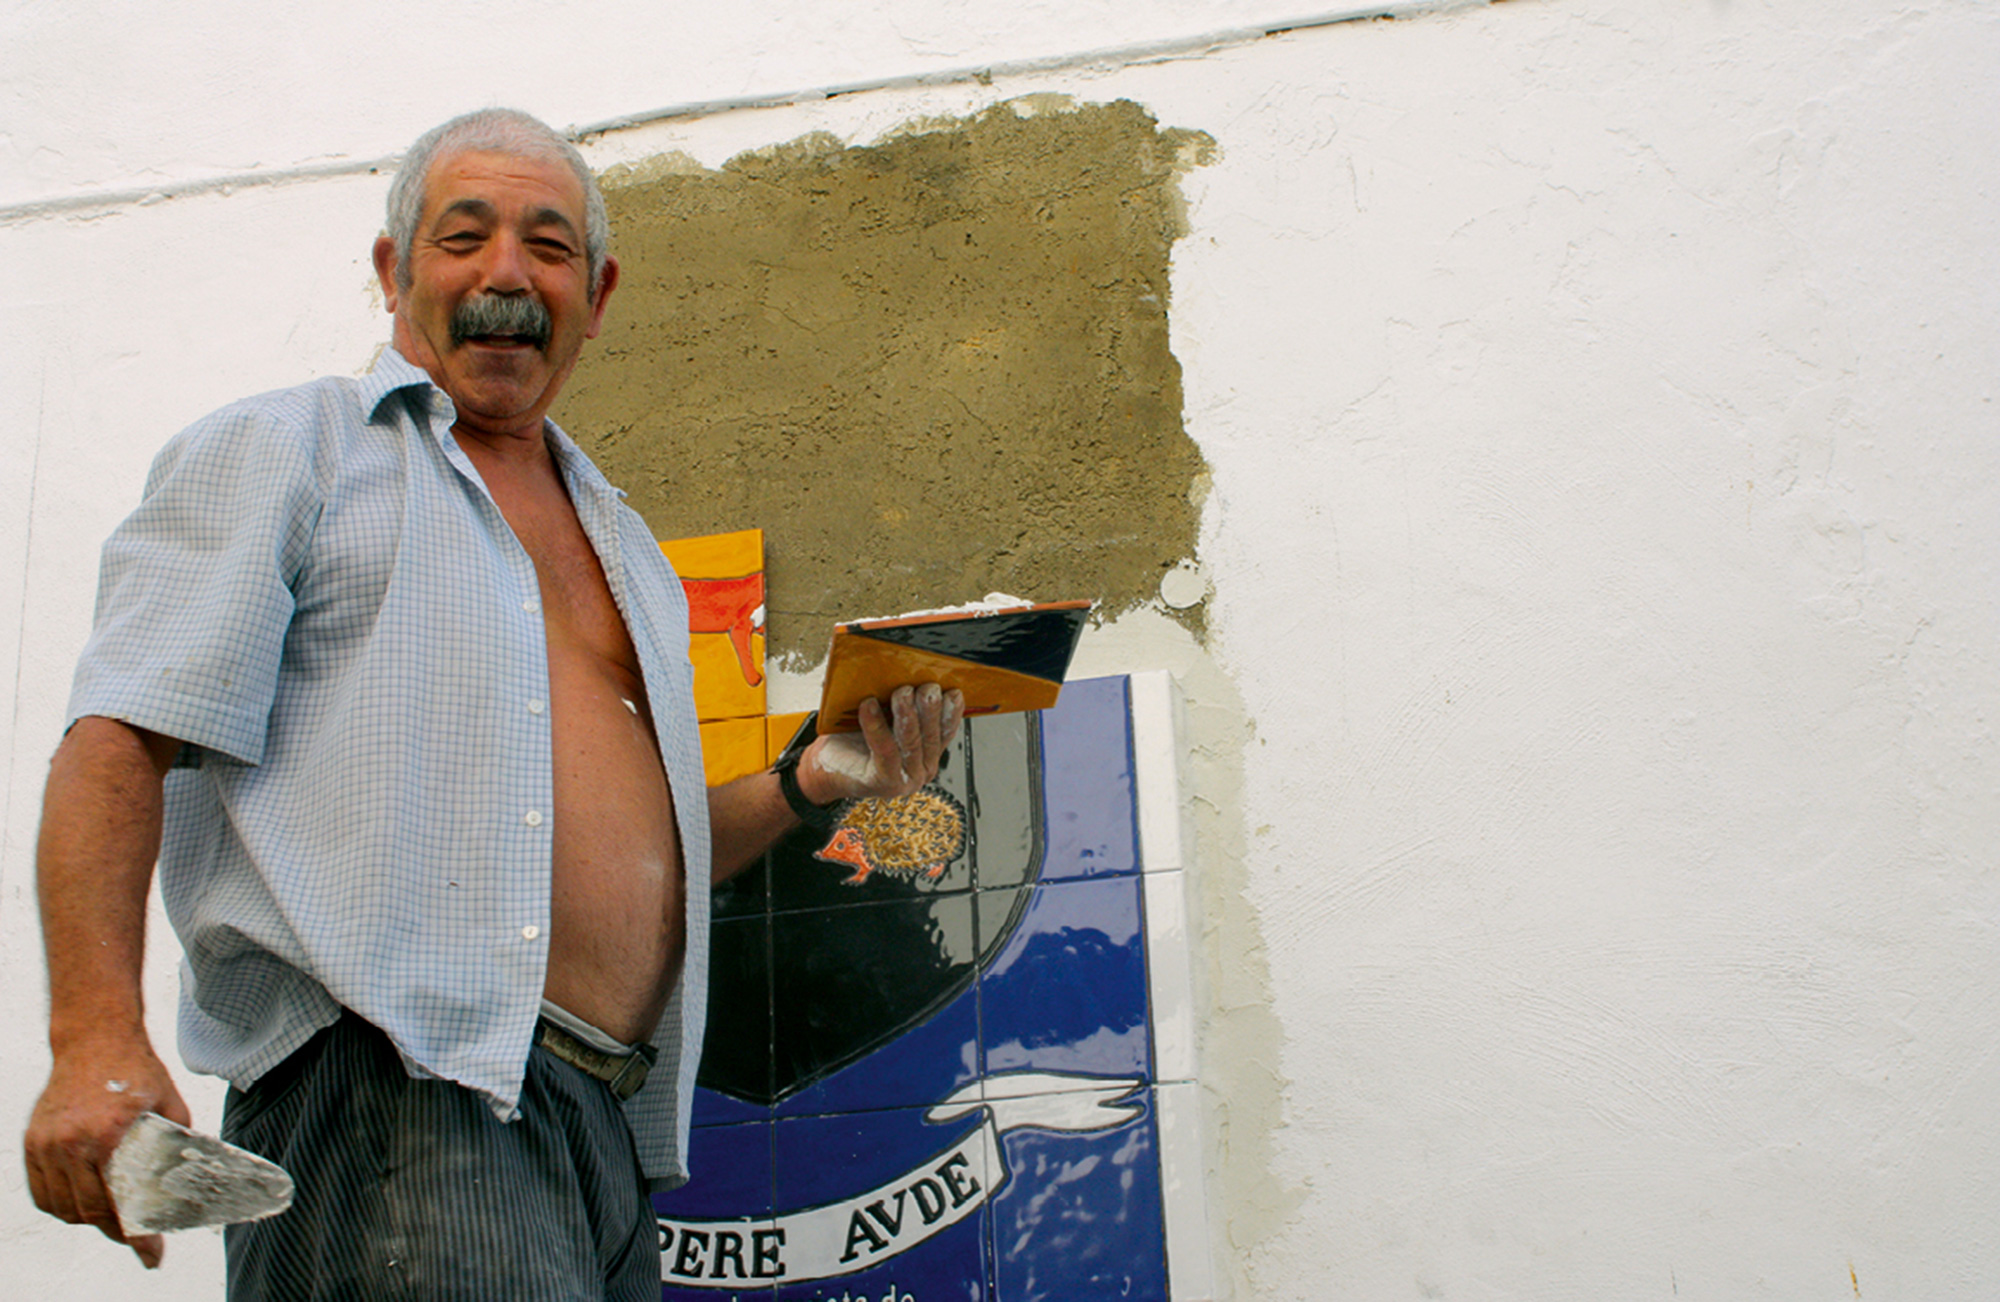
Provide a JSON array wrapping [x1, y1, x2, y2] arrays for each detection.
[[373, 148, 618, 441]]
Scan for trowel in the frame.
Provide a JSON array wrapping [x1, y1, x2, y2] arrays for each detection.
[[107, 1112, 295, 1236]]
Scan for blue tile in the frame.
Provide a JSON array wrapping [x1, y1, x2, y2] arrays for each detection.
[[657, 1120, 780, 1300], [773, 1108, 992, 1302], [668, 673, 1171, 1302], [692, 1083, 771, 1129], [981, 876, 1150, 1083], [715, 854, 771, 919], [774, 978, 979, 1119], [769, 894, 980, 1110], [662, 1225, 782, 1302], [655, 1120, 773, 1219], [696, 915, 774, 1115], [772, 1222, 988, 1302], [964, 713, 1043, 894], [1036, 676, 1138, 881], [973, 886, 1029, 1084], [989, 1092, 1167, 1302]]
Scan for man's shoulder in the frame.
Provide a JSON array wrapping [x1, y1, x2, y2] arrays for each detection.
[[203, 369, 393, 434], [192, 350, 429, 433], [154, 363, 420, 479]]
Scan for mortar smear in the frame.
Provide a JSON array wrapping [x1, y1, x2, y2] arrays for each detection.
[[557, 99, 1214, 666]]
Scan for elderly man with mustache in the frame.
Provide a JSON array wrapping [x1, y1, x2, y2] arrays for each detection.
[[23, 108, 959, 1301]]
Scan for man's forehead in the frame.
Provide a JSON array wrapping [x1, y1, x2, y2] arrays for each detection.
[[422, 147, 586, 228]]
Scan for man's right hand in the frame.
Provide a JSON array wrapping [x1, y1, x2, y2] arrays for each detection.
[[24, 1032, 191, 1269], [26, 715, 189, 1270]]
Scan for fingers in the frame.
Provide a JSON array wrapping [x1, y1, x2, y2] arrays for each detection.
[[889, 685, 919, 778], [25, 1143, 51, 1221], [857, 695, 905, 788], [71, 1160, 123, 1242], [941, 688, 964, 747], [888, 684, 963, 789], [836, 684, 967, 802], [28, 1121, 124, 1242], [914, 684, 948, 781], [27, 1157, 68, 1226], [24, 1038, 185, 1258]]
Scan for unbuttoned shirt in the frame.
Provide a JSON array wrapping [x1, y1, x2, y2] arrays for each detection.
[[67, 348, 711, 1188]]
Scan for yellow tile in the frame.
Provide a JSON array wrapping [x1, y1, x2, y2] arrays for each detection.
[[662, 528, 767, 720], [660, 528, 762, 578], [765, 711, 815, 765], [699, 717, 768, 787], [689, 632, 767, 722]]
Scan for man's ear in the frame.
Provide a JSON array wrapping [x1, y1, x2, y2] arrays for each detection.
[[585, 255, 620, 339], [371, 236, 402, 314]]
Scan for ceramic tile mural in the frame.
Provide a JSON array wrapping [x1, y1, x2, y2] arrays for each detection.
[[660, 529, 794, 786], [655, 673, 1205, 1301]]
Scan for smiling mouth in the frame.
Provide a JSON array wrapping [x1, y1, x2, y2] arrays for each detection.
[[450, 294, 552, 351]]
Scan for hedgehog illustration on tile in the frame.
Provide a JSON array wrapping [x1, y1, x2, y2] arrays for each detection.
[[815, 787, 968, 885]]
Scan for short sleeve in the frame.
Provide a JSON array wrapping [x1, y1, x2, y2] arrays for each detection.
[[67, 400, 325, 765]]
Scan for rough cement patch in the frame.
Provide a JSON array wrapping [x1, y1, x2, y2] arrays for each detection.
[[557, 99, 1214, 666], [597, 150, 709, 186], [1068, 609, 1302, 1302]]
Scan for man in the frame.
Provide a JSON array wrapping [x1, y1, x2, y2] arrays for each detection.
[[22, 108, 960, 1299]]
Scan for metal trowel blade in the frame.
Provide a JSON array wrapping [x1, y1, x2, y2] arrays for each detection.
[[107, 1112, 295, 1235]]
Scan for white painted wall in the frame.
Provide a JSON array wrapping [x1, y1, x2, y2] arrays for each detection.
[[5, 1, 1997, 1297], [0, 0, 1385, 208]]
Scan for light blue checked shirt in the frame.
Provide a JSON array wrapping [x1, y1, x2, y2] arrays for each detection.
[[68, 348, 711, 1188]]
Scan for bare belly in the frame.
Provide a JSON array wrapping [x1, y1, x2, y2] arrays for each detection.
[[540, 647, 684, 1045]]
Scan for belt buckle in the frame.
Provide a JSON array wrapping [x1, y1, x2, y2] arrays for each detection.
[[541, 1018, 657, 1100], [606, 1041, 658, 1100]]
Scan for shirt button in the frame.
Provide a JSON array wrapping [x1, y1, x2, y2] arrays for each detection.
[[522, 925, 541, 940], [522, 598, 540, 613], [524, 810, 544, 827], [527, 699, 546, 715]]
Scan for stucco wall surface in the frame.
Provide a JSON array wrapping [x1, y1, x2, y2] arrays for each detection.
[[4, 1, 1999, 1299]]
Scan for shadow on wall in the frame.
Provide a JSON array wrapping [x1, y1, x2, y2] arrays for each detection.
[[556, 98, 1215, 664]]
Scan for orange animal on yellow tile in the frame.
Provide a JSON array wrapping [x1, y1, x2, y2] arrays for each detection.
[[682, 570, 765, 688]]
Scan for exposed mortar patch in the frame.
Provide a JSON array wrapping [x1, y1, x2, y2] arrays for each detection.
[[556, 98, 1214, 666]]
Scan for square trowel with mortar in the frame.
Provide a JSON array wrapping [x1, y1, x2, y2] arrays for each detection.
[[107, 1112, 294, 1236]]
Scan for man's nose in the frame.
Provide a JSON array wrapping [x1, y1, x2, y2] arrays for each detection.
[[480, 233, 534, 293]]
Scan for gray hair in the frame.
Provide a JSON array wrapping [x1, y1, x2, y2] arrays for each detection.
[[384, 108, 609, 295]]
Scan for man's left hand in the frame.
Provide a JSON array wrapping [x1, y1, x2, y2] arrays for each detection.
[[798, 684, 963, 804]]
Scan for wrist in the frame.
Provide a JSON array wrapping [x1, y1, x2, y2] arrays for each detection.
[[774, 743, 845, 830], [47, 1012, 152, 1059], [792, 742, 844, 807]]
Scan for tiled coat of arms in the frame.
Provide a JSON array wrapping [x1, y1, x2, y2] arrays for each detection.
[[655, 532, 1204, 1302]]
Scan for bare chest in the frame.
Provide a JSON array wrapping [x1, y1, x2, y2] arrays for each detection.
[[517, 506, 640, 675], [467, 448, 639, 673]]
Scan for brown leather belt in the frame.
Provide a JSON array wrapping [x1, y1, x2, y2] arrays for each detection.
[[535, 1017, 658, 1101]]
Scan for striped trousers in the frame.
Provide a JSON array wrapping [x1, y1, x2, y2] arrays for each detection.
[[222, 1010, 661, 1301]]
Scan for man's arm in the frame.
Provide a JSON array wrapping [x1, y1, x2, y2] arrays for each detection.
[[23, 716, 191, 1270], [708, 683, 962, 882]]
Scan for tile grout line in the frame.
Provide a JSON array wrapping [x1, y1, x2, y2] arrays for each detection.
[[1129, 670, 1218, 1301]]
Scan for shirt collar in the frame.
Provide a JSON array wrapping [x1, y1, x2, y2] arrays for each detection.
[[362, 346, 628, 503], [360, 346, 439, 420]]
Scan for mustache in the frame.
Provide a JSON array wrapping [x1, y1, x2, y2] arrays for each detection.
[[450, 293, 551, 349]]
